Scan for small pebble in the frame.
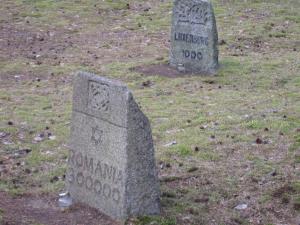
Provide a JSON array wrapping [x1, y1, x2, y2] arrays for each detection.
[[164, 141, 177, 147], [234, 203, 248, 210]]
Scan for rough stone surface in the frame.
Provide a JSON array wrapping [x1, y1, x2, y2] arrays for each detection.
[[170, 0, 219, 74], [66, 71, 160, 221]]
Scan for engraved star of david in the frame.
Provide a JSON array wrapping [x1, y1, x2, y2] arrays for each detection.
[[91, 126, 103, 146]]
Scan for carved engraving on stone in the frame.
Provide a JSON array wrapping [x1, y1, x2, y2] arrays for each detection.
[[170, 0, 218, 74], [176, 2, 209, 25], [68, 168, 122, 204], [91, 126, 103, 146], [68, 150, 123, 204], [68, 150, 124, 185], [68, 72, 160, 220], [88, 81, 110, 112]]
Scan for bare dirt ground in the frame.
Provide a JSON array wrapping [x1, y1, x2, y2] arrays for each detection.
[[0, 0, 299, 225], [0, 192, 120, 225]]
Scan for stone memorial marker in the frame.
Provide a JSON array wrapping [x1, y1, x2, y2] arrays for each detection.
[[66, 72, 160, 220], [170, 0, 219, 74]]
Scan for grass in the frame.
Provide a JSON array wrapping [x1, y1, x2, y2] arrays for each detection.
[[0, 0, 299, 224], [137, 216, 176, 225]]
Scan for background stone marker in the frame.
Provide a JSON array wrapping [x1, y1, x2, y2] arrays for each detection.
[[66, 72, 160, 220], [170, 0, 219, 74]]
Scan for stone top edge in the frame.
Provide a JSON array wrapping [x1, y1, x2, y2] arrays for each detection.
[[76, 71, 130, 91]]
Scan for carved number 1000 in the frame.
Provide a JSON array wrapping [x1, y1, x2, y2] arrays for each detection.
[[182, 50, 203, 60]]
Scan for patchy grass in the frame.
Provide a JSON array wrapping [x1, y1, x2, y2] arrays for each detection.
[[136, 216, 176, 225], [0, 0, 299, 224]]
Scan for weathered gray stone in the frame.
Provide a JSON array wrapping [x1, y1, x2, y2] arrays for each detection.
[[170, 0, 219, 74], [66, 71, 160, 221]]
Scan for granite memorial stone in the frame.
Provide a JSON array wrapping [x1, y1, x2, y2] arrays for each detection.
[[66, 72, 160, 220], [170, 0, 219, 74]]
